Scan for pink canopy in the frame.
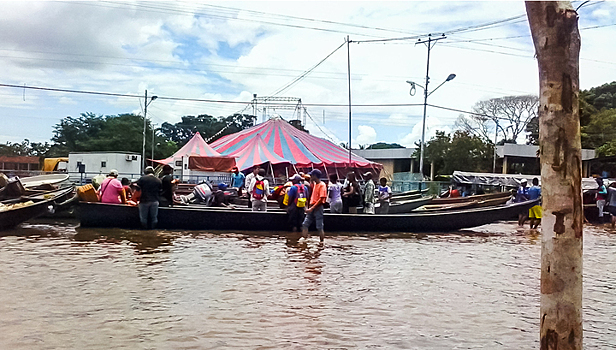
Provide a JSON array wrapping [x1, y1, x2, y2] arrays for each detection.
[[154, 132, 236, 171]]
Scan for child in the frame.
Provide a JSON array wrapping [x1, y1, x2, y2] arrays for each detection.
[[328, 174, 343, 214], [378, 177, 392, 214]]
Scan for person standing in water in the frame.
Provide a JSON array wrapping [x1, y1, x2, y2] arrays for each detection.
[[302, 169, 327, 242], [136, 166, 162, 229], [527, 177, 542, 229]]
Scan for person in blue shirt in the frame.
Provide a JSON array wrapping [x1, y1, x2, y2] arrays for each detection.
[[527, 177, 542, 229], [516, 179, 529, 226], [230, 166, 246, 195]]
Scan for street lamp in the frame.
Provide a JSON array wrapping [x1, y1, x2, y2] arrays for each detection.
[[406, 73, 456, 179], [142, 90, 158, 173]]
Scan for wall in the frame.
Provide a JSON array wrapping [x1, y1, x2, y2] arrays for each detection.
[[68, 152, 142, 180]]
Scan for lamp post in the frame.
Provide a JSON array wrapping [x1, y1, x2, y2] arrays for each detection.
[[141, 90, 158, 173], [406, 73, 456, 179]]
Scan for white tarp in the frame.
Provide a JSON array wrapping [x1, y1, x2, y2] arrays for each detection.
[[452, 171, 540, 187]]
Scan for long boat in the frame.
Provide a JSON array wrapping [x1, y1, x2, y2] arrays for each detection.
[[77, 199, 539, 233], [0, 186, 74, 230], [417, 196, 511, 212], [380, 196, 433, 214], [391, 188, 429, 198], [431, 191, 511, 205], [20, 174, 70, 189]]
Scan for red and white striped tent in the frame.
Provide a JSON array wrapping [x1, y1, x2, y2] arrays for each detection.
[[210, 118, 381, 177]]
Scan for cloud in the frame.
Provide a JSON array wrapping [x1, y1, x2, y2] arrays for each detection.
[[399, 115, 452, 148], [0, 0, 615, 145], [355, 125, 377, 146]]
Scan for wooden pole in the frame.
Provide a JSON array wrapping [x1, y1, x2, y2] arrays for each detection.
[[526, 2, 583, 349]]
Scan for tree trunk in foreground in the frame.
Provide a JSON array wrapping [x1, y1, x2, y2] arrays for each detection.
[[526, 2, 583, 349]]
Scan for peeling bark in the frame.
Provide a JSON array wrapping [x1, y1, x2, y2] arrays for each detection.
[[526, 2, 583, 350]]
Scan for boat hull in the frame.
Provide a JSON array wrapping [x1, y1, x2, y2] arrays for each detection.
[[77, 199, 539, 233]]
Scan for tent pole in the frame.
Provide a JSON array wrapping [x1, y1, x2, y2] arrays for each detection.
[[285, 167, 289, 180], [269, 162, 275, 183], [324, 166, 329, 179]]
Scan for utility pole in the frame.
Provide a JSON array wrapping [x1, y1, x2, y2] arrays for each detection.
[[142, 89, 148, 174], [347, 35, 352, 166], [416, 34, 446, 179], [151, 123, 156, 162], [141, 90, 157, 174], [252, 93, 257, 117]]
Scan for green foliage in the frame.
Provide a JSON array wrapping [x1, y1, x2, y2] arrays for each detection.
[[159, 113, 256, 145], [0, 139, 50, 157], [367, 142, 405, 149], [50, 112, 177, 159], [582, 81, 616, 111], [420, 130, 494, 176], [581, 108, 616, 155]]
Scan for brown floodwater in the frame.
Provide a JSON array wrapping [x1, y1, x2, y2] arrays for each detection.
[[0, 219, 615, 349]]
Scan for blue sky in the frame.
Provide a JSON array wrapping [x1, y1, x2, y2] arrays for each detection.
[[1, 1, 615, 148]]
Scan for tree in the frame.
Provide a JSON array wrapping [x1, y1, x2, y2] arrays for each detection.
[[0, 139, 51, 157], [581, 108, 616, 155], [462, 95, 539, 144], [419, 130, 493, 176], [455, 113, 493, 143], [367, 142, 405, 149], [159, 113, 256, 145], [527, 2, 583, 349], [50, 112, 177, 159]]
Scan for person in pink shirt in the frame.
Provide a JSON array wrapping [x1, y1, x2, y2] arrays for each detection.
[[98, 169, 126, 204]]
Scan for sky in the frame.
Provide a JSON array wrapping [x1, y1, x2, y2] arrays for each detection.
[[1, 0, 615, 149]]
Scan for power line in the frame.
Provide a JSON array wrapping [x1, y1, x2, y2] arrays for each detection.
[[0, 83, 430, 108], [269, 41, 346, 97]]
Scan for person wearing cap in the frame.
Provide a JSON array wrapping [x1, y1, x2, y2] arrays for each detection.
[[248, 168, 270, 211], [136, 166, 162, 229], [159, 164, 178, 207], [285, 174, 308, 232], [230, 166, 246, 196], [211, 183, 234, 208], [302, 169, 327, 242], [98, 169, 126, 204], [363, 172, 376, 214]]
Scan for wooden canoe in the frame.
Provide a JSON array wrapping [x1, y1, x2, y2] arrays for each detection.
[[391, 188, 429, 198], [417, 196, 512, 213], [77, 199, 539, 233], [431, 191, 511, 205], [0, 186, 74, 230]]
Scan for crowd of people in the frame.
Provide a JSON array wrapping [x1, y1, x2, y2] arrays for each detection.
[[94, 164, 392, 238]]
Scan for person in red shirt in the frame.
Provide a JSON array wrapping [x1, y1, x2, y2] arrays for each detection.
[[301, 169, 327, 242]]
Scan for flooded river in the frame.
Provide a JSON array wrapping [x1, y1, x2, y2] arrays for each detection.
[[1, 220, 615, 349]]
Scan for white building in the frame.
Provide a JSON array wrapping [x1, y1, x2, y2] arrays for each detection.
[[68, 152, 142, 182]]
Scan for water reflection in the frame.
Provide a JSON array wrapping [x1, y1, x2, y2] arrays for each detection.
[[74, 227, 177, 254]]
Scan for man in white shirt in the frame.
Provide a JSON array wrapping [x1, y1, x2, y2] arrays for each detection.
[[244, 166, 259, 208]]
